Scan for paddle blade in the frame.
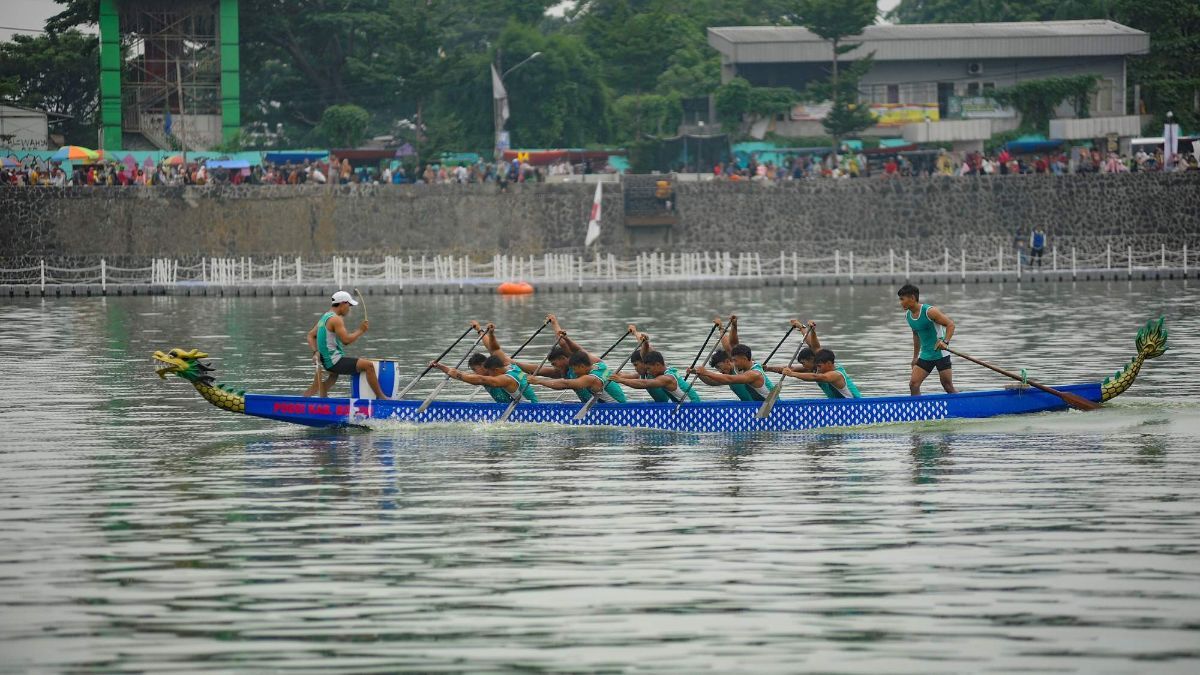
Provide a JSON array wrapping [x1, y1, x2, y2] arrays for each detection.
[[497, 398, 520, 422], [1056, 389, 1101, 411], [755, 380, 785, 418], [573, 396, 598, 420]]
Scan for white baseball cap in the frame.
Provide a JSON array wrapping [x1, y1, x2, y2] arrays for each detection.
[[331, 290, 358, 306]]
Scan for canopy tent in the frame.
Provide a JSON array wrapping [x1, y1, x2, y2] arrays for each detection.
[[1004, 134, 1065, 154], [206, 159, 251, 170], [263, 151, 328, 164]]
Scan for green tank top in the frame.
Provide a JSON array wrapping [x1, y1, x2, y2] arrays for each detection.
[[906, 303, 945, 361], [644, 367, 701, 403], [734, 363, 774, 401], [576, 361, 627, 403], [816, 364, 862, 399], [316, 310, 344, 369], [729, 382, 755, 401], [486, 364, 539, 403]]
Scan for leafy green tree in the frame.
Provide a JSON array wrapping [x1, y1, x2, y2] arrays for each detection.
[[1113, 0, 1200, 131], [314, 104, 371, 147], [714, 76, 800, 135], [0, 30, 99, 144], [613, 93, 682, 141], [887, 0, 1113, 24], [786, 0, 878, 143], [991, 75, 1099, 132]]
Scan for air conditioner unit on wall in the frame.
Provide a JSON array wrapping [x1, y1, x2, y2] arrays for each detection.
[[967, 62, 984, 76]]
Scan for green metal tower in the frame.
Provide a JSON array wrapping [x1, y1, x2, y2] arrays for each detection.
[[98, 0, 240, 151]]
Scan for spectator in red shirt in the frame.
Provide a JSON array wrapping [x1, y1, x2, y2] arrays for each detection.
[[884, 157, 898, 177], [998, 148, 1011, 175]]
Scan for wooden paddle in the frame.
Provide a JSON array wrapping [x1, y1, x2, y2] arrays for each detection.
[[756, 327, 810, 419], [417, 331, 487, 414], [597, 328, 633, 360], [674, 319, 731, 413], [574, 335, 646, 421], [397, 325, 475, 399], [495, 321, 556, 423], [941, 345, 1100, 411]]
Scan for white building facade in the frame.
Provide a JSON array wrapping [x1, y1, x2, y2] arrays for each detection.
[[707, 21, 1150, 150]]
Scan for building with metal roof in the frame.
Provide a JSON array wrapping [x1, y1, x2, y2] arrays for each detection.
[[707, 21, 1151, 150]]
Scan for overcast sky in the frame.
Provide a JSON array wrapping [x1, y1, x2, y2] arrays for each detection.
[[1, 0, 903, 42]]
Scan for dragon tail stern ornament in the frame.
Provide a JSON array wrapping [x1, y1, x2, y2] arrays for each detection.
[[1101, 317, 1168, 403]]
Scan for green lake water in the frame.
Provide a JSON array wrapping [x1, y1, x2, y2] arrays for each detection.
[[1, 280, 1198, 672]]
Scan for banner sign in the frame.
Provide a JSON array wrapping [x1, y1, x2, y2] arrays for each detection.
[[870, 103, 940, 127], [791, 101, 941, 126], [789, 102, 833, 121], [947, 96, 1014, 119]]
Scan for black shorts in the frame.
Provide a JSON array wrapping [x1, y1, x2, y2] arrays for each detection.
[[325, 356, 360, 375], [915, 355, 952, 373]]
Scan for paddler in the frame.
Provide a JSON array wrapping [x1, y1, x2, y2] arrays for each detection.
[[766, 319, 820, 376], [303, 290, 389, 398], [779, 348, 862, 398], [898, 284, 958, 395], [610, 325, 701, 403], [429, 354, 538, 404], [528, 351, 628, 404], [498, 314, 581, 378], [688, 316, 773, 401]]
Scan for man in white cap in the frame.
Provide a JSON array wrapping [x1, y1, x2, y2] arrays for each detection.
[[303, 290, 389, 398]]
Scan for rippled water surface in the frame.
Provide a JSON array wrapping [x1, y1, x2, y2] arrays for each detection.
[[2, 281, 1199, 672]]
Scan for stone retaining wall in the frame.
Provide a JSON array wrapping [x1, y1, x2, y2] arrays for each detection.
[[2, 173, 1197, 260]]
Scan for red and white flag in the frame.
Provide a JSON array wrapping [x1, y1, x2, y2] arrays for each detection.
[[584, 181, 602, 247]]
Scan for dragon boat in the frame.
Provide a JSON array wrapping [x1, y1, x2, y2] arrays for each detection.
[[153, 319, 1167, 433]]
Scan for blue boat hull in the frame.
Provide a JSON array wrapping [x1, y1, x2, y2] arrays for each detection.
[[243, 383, 1103, 432]]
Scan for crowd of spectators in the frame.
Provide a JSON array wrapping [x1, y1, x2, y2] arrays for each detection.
[[706, 145, 1199, 182], [0, 154, 611, 188], [3, 145, 1197, 187]]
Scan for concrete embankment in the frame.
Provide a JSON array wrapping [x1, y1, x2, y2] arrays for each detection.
[[1, 173, 1198, 261]]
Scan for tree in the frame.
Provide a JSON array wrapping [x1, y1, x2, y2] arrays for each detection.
[[714, 77, 800, 135], [1113, 0, 1200, 131], [991, 75, 1099, 133], [0, 30, 99, 144], [786, 0, 878, 144], [613, 93, 682, 141], [314, 104, 371, 147]]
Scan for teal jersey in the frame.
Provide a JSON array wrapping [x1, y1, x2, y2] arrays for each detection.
[[816, 364, 862, 399], [486, 364, 539, 403], [734, 362, 774, 401], [316, 310, 344, 369], [576, 361, 627, 403], [644, 367, 701, 403], [729, 383, 755, 401], [906, 303, 945, 361]]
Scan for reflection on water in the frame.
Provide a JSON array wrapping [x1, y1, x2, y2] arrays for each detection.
[[1, 281, 1199, 671]]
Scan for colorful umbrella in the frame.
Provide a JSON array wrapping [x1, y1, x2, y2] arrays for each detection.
[[0, 157, 21, 169], [163, 154, 186, 166], [50, 145, 101, 163]]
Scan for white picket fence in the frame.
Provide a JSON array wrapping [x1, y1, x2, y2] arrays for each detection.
[[1, 244, 1190, 288]]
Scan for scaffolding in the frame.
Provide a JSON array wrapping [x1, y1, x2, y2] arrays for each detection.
[[99, 0, 240, 151]]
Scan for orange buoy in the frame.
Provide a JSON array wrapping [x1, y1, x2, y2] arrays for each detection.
[[497, 281, 535, 295]]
